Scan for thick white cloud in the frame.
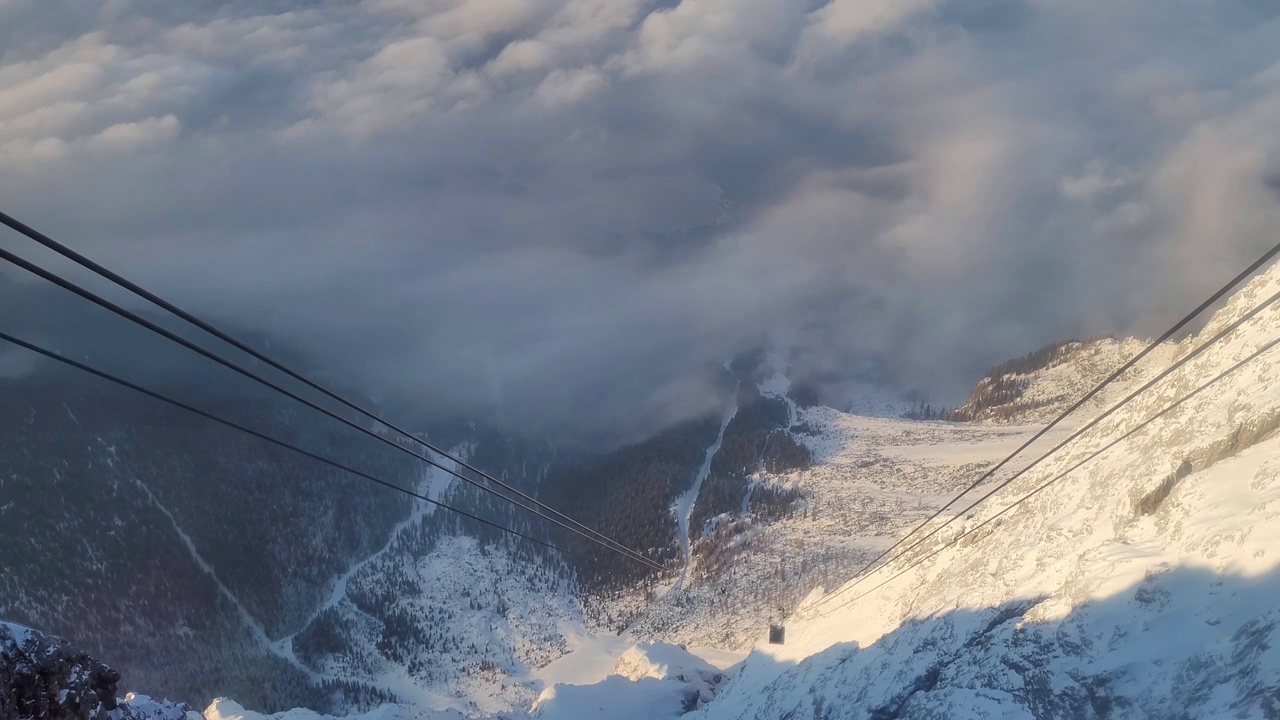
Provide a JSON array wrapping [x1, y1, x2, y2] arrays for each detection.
[[1, 0, 1278, 442]]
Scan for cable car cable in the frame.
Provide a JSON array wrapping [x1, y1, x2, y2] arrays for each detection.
[[0, 208, 662, 570], [0, 329, 588, 563], [808, 284, 1280, 613], [807, 323, 1280, 618], [0, 244, 667, 573], [808, 240, 1280, 609]]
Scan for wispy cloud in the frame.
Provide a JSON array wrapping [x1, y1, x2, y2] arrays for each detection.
[[1, 0, 1278, 443]]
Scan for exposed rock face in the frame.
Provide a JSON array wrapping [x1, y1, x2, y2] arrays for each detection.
[[0, 622, 192, 720]]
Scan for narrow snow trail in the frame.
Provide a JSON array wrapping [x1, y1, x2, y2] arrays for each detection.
[[671, 384, 739, 592], [127, 473, 277, 653], [318, 462, 454, 616], [273, 459, 458, 678]]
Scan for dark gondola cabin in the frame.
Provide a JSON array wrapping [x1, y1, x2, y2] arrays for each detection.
[[768, 625, 785, 645]]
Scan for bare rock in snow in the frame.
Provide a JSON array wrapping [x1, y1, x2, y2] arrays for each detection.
[[0, 621, 194, 720]]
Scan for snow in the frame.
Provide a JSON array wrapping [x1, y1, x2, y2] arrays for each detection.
[[530, 674, 694, 720], [204, 631, 738, 720], [531, 642, 729, 720], [613, 643, 719, 682], [670, 387, 739, 592], [1, 620, 33, 646], [533, 626, 742, 689], [690, 261, 1280, 718], [147, 259, 1280, 719], [624, 398, 1057, 652], [274, 460, 459, 680], [279, 524, 582, 717], [203, 699, 465, 720], [531, 625, 631, 688]]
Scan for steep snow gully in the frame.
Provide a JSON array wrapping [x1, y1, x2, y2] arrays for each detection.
[[670, 384, 739, 593]]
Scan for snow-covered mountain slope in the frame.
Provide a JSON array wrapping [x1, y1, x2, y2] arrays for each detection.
[[289, 530, 581, 717], [624, 407, 1052, 651], [13, 261, 1280, 720], [945, 335, 1179, 425], [1, 357, 576, 715], [259, 443, 609, 718], [0, 375, 431, 711], [217, 283, 1277, 718], [691, 265, 1280, 717]]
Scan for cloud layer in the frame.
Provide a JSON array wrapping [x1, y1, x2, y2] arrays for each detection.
[[2, 0, 1280, 443]]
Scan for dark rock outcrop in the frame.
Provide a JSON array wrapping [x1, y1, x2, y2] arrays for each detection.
[[0, 622, 192, 720]]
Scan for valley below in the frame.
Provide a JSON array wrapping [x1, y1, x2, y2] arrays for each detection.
[[6, 268, 1280, 719]]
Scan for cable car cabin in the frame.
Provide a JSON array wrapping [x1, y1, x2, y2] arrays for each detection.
[[768, 625, 786, 645]]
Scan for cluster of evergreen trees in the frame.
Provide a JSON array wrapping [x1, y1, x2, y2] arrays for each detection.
[[943, 337, 1112, 422], [903, 400, 949, 421], [539, 417, 722, 592], [3, 329, 841, 713], [688, 375, 807, 538]]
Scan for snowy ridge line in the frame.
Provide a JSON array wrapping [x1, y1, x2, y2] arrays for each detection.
[[806, 283, 1280, 614], [804, 308, 1280, 621]]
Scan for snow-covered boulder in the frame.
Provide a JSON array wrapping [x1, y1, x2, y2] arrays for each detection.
[[532, 643, 729, 719], [613, 643, 726, 707]]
